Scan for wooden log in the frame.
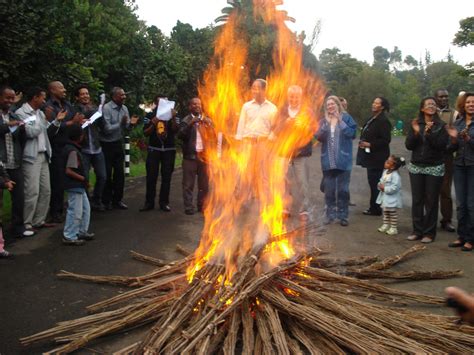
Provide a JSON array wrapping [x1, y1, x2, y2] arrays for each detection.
[[363, 245, 425, 271], [223, 310, 241, 355], [241, 299, 254, 354], [130, 250, 167, 266], [261, 301, 289, 355]]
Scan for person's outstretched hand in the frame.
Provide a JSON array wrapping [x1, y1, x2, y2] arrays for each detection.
[[445, 286, 474, 324]]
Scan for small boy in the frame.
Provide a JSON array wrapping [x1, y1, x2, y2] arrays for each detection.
[[0, 162, 15, 257], [63, 125, 94, 246]]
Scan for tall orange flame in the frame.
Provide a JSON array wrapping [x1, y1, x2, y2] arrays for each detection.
[[188, 0, 325, 282]]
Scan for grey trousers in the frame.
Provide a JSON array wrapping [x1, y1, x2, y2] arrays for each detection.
[[287, 156, 311, 214], [23, 153, 51, 228]]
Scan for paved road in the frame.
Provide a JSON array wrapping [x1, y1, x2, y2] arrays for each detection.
[[1, 136, 472, 354]]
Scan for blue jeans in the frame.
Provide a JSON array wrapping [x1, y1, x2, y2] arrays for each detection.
[[323, 169, 351, 220], [82, 152, 106, 204], [63, 189, 91, 240], [454, 165, 474, 243]]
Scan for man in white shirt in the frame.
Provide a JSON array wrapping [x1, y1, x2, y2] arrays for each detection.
[[236, 79, 277, 200], [236, 79, 277, 140]]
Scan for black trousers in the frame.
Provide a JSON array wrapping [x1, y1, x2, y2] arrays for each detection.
[[101, 140, 125, 205], [367, 168, 383, 213], [145, 149, 175, 207], [6, 168, 25, 235], [182, 158, 209, 211], [49, 150, 65, 218], [409, 173, 443, 238]]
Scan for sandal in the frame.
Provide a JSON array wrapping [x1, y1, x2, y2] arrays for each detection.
[[448, 240, 463, 248], [461, 243, 473, 252]]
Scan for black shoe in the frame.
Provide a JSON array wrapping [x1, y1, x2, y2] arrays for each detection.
[[0, 250, 13, 258], [363, 209, 382, 216], [340, 219, 349, 227], [113, 201, 128, 210], [50, 215, 64, 223], [78, 232, 95, 241], [104, 203, 113, 211], [160, 205, 171, 212], [91, 201, 106, 212], [185, 209, 195, 215], [441, 222, 456, 233], [62, 237, 85, 246], [139, 204, 154, 212]]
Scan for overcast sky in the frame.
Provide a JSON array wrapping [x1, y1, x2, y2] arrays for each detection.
[[135, 0, 472, 66]]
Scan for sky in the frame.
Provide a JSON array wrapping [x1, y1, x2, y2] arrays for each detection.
[[134, 0, 472, 66]]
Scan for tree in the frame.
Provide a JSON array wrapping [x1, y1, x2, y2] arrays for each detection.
[[213, 0, 314, 80], [319, 48, 366, 91], [372, 46, 390, 71], [453, 17, 474, 47]]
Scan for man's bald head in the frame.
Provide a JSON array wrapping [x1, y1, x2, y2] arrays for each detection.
[[48, 81, 66, 100]]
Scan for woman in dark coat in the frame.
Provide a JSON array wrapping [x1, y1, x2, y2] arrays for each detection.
[[405, 97, 449, 243], [356, 96, 392, 216], [446, 92, 474, 251]]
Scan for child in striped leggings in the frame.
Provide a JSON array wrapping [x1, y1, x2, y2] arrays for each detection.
[[377, 155, 405, 235]]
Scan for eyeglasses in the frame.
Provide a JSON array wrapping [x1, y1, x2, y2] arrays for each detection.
[[424, 103, 437, 108]]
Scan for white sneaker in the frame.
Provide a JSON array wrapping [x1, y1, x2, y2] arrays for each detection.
[[378, 224, 389, 233], [386, 227, 398, 236]]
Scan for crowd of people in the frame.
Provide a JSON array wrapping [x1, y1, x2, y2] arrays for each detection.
[[0, 80, 473, 323], [0, 81, 473, 258]]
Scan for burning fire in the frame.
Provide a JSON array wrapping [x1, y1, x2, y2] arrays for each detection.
[[188, 0, 325, 282]]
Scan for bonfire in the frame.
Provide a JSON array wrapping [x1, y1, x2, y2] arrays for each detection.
[[21, 1, 474, 353]]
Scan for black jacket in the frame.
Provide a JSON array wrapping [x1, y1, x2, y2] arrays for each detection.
[[144, 111, 178, 150], [75, 103, 104, 153], [446, 115, 474, 166], [178, 114, 215, 160], [356, 112, 392, 169], [274, 105, 316, 158], [405, 116, 448, 166], [0, 111, 25, 168]]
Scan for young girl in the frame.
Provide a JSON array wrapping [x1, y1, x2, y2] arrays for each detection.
[[376, 155, 405, 235]]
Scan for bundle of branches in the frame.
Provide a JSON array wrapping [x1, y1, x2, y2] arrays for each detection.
[[20, 242, 474, 354]]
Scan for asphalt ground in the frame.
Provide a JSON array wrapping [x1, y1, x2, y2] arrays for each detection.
[[0, 136, 472, 354]]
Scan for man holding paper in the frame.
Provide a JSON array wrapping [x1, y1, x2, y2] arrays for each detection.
[[15, 87, 55, 232], [139, 96, 179, 212], [74, 85, 106, 212], [100, 87, 138, 210]]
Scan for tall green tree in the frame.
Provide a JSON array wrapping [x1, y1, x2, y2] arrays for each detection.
[[453, 17, 474, 47]]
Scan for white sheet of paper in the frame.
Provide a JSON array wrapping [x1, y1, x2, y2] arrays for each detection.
[[156, 99, 175, 121], [81, 111, 102, 129], [23, 115, 37, 124]]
